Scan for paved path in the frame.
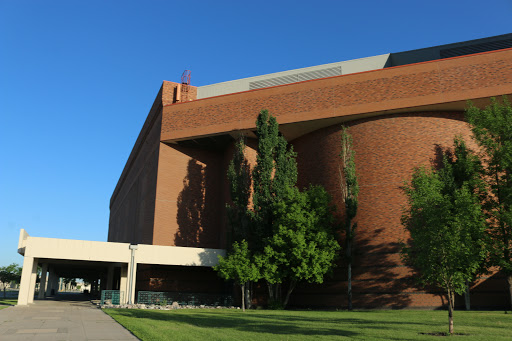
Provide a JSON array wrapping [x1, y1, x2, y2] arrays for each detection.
[[0, 297, 138, 340]]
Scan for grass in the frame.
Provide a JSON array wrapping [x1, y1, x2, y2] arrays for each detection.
[[103, 308, 512, 340], [0, 298, 17, 309]]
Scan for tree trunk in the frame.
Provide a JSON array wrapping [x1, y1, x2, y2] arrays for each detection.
[[3, 286, 5, 299], [464, 281, 470, 311], [275, 283, 281, 304], [448, 289, 454, 335], [507, 275, 512, 311], [346, 221, 353, 310], [241, 283, 245, 312], [244, 284, 251, 310], [267, 282, 274, 302], [249, 282, 253, 309], [283, 280, 297, 308]]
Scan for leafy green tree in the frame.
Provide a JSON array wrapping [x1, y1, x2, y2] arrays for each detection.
[[252, 109, 297, 249], [401, 144, 487, 335], [214, 240, 260, 312], [251, 109, 297, 302], [256, 186, 340, 308], [443, 137, 486, 310], [339, 125, 359, 310], [466, 97, 512, 310], [0, 263, 22, 298], [218, 109, 338, 309]]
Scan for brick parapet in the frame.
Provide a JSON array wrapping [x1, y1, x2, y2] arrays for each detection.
[[161, 48, 512, 142]]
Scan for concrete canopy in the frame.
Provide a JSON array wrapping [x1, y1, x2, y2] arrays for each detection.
[[16, 229, 225, 305]]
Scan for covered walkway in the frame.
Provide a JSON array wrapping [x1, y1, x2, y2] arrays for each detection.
[[16, 229, 225, 306]]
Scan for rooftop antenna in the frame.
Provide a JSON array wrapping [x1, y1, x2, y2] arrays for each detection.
[[180, 70, 191, 102], [181, 70, 191, 87]]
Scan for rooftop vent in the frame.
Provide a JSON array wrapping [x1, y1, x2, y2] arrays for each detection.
[[249, 66, 342, 90]]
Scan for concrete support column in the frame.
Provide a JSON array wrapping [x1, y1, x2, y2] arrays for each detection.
[[46, 267, 54, 296], [47, 273, 56, 296], [52, 273, 59, 295], [18, 256, 37, 305], [126, 245, 138, 305], [106, 264, 114, 290], [129, 262, 137, 304], [119, 265, 128, 304], [127, 245, 138, 305], [27, 258, 38, 303], [38, 263, 48, 299], [52, 275, 58, 295]]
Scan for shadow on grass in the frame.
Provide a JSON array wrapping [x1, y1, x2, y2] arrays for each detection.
[[107, 309, 439, 338], [419, 332, 469, 337], [108, 309, 360, 337], [222, 310, 429, 327], [0, 299, 17, 306]]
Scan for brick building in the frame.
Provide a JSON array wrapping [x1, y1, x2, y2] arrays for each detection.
[[108, 34, 512, 309]]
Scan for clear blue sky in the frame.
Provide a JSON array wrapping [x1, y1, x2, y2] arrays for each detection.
[[1, 0, 510, 266]]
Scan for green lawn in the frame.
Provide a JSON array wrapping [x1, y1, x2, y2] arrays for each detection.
[[0, 298, 17, 309], [103, 308, 512, 340]]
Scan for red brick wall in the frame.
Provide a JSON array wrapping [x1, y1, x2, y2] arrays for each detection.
[[120, 110, 508, 308], [109, 81, 197, 244], [108, 110, 161, 245], [161, 81, 197, 105], [152, 144, 225, 248], [290, 112, 508, 309], [161, 49, 512, 142]]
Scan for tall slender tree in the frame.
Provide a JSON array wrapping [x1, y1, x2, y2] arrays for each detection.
[[252, 110, 297, 249], [225, 135, 254, 309], [251, 109, 298, 303], [466, 97, 512, 310], [339, 126, 359, 310], [226, 136, 252, 245]]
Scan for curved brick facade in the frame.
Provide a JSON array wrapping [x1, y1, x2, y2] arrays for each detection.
[[290, 112, 506, 308]]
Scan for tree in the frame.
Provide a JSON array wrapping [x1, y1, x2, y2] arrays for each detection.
[[0, 263, 22, 298], [214, 240, 259, 312], [339, 125, 359, 310], [251, 109, 298, 303], [401, 144, 487, 335], [252, 109, 297, 250], [442, 137, 486, 310], [466, 97, 512, 310], [225, 135, 254, 309], [256, 186, 340, 308], [217, 109, 338, 309], [226, 136, 252, 244]]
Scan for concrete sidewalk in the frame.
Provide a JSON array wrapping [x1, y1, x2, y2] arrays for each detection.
[[0, 298, 138, 340]]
